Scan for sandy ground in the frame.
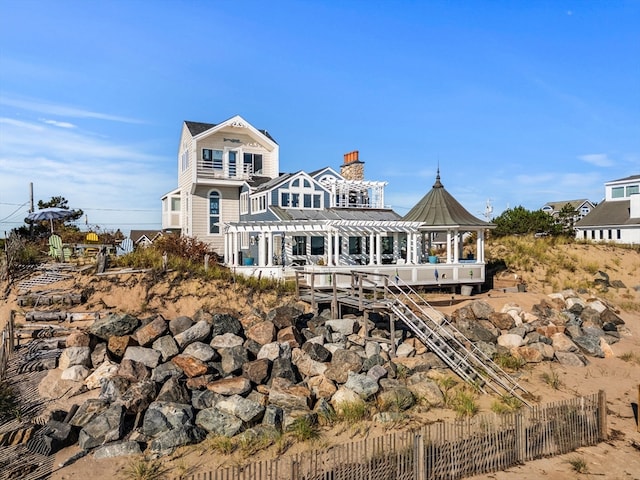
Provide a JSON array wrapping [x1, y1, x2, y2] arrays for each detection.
[[0, 243, 638, 480]]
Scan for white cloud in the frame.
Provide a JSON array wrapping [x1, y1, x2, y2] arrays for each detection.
[[0, 95, 144, 124], [41, 118, 76, 129], [578, 153, 614, 167]]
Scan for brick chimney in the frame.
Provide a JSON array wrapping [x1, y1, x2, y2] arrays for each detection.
[[340, 150, 364, 181]]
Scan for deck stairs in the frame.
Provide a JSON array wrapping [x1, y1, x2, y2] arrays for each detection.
[[383, 278, 532, 406]]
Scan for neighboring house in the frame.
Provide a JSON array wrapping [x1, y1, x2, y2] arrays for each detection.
[[541, 199, 595, 222], [574, 174, 640, 244], [163, 115, 494, 288], [130, 230, 164, 247]]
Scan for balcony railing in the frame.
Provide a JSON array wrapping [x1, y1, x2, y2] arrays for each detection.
[[197, 161, 253, 180]]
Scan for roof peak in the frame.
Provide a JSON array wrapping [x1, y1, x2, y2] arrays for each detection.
[[433, 168, 443, 188]]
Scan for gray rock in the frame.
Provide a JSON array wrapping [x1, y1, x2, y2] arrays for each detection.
[[324, 349, 363, 383], [210, 313, 243, 337], [195, 408, 243, 437], [367, 364, 388, 382], [573, 334, 605, 358], [262, 405, 284, 431], [183, 342, 217, 362], [219, 345, 249, 375], [91, 343, 108, 367], [454, 318, 497, 343], [99, 376, 131, 403], [470, 300, 494, 320], [174, 320, 212, 350], [325, 319, 356, 336], [152, 335, 179, 362], [551, 333, 579, 352], [406, 373, 445, 407], [149, 425, 206, 454], [601, 309, 625, 325], [566, 297, 586, 314], [78, 404, 125, 450], [123, 346, 161, 369], [497, 333, 523, 349], [257, 342, 291, 361], [363, 354, 386, 372], [242, 358, 271, 384], [292, 348, 327, 377], [58, 346, 92, 370], [117, 358, 150, 382], [61, 365, 90, 382], [216, 394, 265, 423], [344, 372, 379, 400], [270, 356, 300, 384], [69, 399, 109, 427], [364, 341, 381, 358], [554, 351, 588, 367], [119, 379, 157, 413], [156, 376, 190, 404], [142, 402, 195, 437], [474, 341, 497, 359], [268, 378, 311, 411], [152, 361, 183, 383], [302, 342, 331, 362], [89, 313, 140, 340], [210, 333, 244, 349], [191, 389, 220, 410], [265, 305, 304, 329], [377, 386, 415, 411], [169, 316, 193, 336], [93, 441, 142, 459], [580, 307, 603, 326]]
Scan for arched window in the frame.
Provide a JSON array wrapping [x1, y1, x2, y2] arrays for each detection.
[[209, 191, 220, 234]]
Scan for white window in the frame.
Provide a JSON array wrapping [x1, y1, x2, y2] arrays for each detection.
[[612, 186, 625, 198], [229, 151, 237, 176], [627, 185, 639, 196], [240, 192, 249, 215], [241, 232, 249, 249], [280, 176, 323, 210], [209, 191, 220, 234], [243, 153, 263, 175], [181, 150, 189, 172], [171, 197, 181, 211], [250, 194, 267, 214]]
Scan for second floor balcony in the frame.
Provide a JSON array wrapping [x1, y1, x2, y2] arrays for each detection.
[[196, 160, 253, 181]]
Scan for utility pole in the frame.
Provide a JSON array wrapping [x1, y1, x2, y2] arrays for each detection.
[[29, 182, 34, 213]]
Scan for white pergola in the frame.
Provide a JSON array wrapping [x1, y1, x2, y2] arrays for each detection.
[[224, 220, 425, 268]]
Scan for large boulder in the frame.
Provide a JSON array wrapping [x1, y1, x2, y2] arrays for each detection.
[[134, 316, 168, 346], [206, 377, 252, 396], [142, 401, 195, 437], [246, 321, 276, 346], [89, 313, 140, 340], [216, 394, 265, 424], [58, 346, 92, 370], [122, 346, 161, 369], [210, 313, 244, 337], [470, 300, 494, 320], [171, 354, 209, 378], [242, 358, 271, 385], [266, 305, 304, 329], [78, 404, 125, 450], [119, 379, 157, 413], [268, 378, 311, 410], [324, 349, 363, 383], [219, 345, 249, 375], [183, 342, 217, 362], [344, 372, 379, 400], [174, 320, 212, 350], [152, 335, 180, 362], [195, 408, 243, 437]]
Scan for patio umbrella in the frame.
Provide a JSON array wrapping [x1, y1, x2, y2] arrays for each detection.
[[27, 207, 76, 233]]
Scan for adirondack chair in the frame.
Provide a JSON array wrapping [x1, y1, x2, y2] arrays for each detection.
[[86, 232, 99, 243], [116, 237, 134, 256], [48, 234, 64, 261]]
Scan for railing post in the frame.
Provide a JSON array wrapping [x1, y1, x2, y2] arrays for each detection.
[[515, 412, 526, 463], [414, 433, 425, 480], [295, 271, 300, 300], [331, 273, 337, 319], [310, 273, 316, 314]]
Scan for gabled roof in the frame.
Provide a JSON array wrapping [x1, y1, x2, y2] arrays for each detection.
[[184, 116, 277, 143], [575, 200, 640, 227], [130, 230, 164, 243], [403, 171, 493, 228], [542, 199, 593, 211]]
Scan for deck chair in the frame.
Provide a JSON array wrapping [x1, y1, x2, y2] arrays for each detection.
[[48, 234, 63, 261], [86, 232, 99, 243], [116, 237, 134, 256]]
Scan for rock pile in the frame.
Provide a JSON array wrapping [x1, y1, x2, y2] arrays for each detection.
[[31, 289, 627, 458]]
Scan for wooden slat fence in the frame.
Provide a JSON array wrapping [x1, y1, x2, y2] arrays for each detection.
[[0, 311, 16, 380], [176, 392, 606, 480]]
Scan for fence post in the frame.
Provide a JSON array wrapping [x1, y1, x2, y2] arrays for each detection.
[[515, 413, 526, 463], [414, 433, 424, 480], [638, 385, 640, 433], [598, 390, 608, 440]]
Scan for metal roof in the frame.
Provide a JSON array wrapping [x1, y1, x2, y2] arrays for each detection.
[[402, 171, 494, 228], [270, 206, 402, 222]]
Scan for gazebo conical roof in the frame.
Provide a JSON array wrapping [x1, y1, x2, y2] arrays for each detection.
[[403, 171, 493, 227]]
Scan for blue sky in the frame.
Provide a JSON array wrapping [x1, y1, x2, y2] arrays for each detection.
[[1, 1, 638, 236]]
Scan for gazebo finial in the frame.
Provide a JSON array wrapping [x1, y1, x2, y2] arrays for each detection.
[[433, 167, 443, 188]]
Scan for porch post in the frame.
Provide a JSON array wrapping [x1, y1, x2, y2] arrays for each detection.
[[267, 230, 273, 267], [368, 232, 375, 265], [478, 229, 484, 262], [453, 230, 460, 263], [232, 231, 239, 266], [334, 230, 340, 266], [326, 230, 332, 265], [376, 232, 382, 265], [393, 232, 399, 260], [259, 232, 267, 266], [446, 230, 452, 263]]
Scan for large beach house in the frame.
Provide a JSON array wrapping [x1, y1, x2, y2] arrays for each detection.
[[574, 174, 640, 244], [162, 115, 494, 289]]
